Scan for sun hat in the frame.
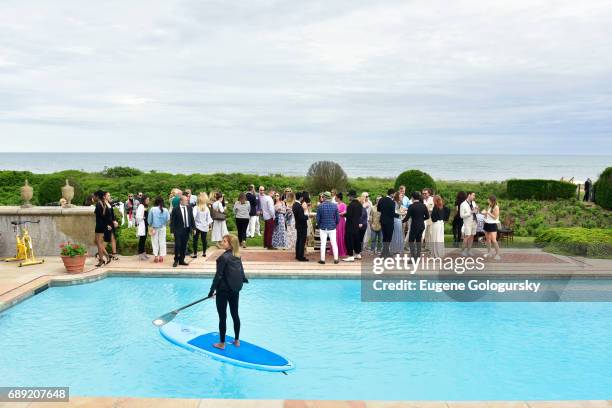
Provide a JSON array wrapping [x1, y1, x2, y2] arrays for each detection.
[[323, 191, 332, 200]]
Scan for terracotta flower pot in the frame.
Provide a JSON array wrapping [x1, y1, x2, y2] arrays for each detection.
[[61, 255, 87, 273]]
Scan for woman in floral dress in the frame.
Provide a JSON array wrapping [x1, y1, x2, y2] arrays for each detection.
[[285, 192, 297, 249], [272, 192, 288, 249]]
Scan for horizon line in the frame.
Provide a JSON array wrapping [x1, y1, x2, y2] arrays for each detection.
[[1, 152, 611, 156]]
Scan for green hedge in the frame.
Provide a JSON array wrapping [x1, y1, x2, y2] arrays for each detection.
[[38, 174, 85, 206], [394, 170, 436, 194], [595, 167, 612, 210], [535, 227, 612, 258], [507, 179, 576, 200]]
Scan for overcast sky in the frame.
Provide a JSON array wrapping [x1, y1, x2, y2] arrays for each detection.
[[1, 0, 611, 154]]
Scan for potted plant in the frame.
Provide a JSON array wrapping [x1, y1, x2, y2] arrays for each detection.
[[59, 242, 88, 273]]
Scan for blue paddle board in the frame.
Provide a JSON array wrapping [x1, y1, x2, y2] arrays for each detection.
[[159, 322, 295, 372]]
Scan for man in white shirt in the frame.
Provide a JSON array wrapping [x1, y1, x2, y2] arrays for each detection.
[[460, 191, 478, 256], [260, 189, 276, 249], [246, 185, 260, 238]]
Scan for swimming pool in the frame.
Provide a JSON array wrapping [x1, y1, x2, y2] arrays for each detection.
[[1, 277, 611, 400]]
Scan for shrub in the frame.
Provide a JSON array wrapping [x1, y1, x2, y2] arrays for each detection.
[[305, 161, 348, 193], [101, 166, 143, 178], [507, 179, 576, 200], [535, 227, 612, 258], [37, 175, 85, 206], [394, 170, 436, 194], [594, 167, 612, 210]]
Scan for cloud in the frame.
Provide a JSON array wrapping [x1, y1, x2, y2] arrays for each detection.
[[0, 0, 611, 153]]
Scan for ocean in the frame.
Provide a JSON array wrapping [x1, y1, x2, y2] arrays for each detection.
[[0, 153, 609, 181]]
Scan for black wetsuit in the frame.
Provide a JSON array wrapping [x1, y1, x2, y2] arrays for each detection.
[[209, 250, 249, 342]]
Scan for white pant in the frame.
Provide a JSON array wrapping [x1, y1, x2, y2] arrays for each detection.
[[422, 219, 432, 247], [247, 215, 260, 237], [151, 227, 167, 256], [430, 220, 445, 258], [319, 229, 338, 261]]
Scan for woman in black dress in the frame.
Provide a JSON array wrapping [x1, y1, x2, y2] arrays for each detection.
[[94, 191, 119, 267], [94, 191, 110, 266], [104, 192, 119, 260], [208, 234, 248, 350]]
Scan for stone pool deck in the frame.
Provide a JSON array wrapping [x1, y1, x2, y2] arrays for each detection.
[[1, 247, 610, 313], [1, 247, 611, 407]]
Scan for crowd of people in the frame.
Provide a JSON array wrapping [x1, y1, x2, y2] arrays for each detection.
[[91, 184, 502, 268]]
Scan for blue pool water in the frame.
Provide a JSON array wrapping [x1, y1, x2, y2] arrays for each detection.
[[1, 277, 611, 400]]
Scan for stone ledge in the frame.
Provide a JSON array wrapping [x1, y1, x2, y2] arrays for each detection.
[[0, 205, 94, 216]]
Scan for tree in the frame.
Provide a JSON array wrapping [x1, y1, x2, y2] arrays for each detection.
[[394, 170, 436, 194], [38, 175, 84, 206], [101, 166, 143, 178], [305, 161, 348, 193]]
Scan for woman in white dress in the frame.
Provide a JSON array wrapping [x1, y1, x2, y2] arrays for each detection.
[[430, 195, 450, 258], [211, 192, 229, 247], [136, 195, 150, 261], [390, 192, 406, 254], [360, 192, 372, 250], [192, 192, 213, 258]]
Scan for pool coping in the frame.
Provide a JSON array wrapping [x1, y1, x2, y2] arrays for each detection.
[[1, 250, 612, 313], [1, 253, 612, 407]]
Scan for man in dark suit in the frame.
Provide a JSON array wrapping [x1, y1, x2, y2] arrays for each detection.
[[377, 188, 396, 258], [404, 191, 430, 261], [170, 195, 195, 267], [293, 191, 310, 262], [343, 190, 364, 262]]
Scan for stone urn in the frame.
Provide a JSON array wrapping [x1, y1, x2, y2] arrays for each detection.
[[61, 179, 74, 207], [21, 179, 33, 208], [61, 255, 87, 273]]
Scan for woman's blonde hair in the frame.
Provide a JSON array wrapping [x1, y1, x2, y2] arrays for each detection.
[[285, 191, 296, 207], [224, 234, 241, 257], [197, 192, 209, 211], [169, 188, 180, 201]]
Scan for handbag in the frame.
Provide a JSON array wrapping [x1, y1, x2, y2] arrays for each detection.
[[211, 206, 227, 221]]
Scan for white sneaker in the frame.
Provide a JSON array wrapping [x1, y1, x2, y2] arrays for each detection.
[[494, 255, 501, 261], [343, 257, 355, 262], [468, 250, 475, 257], [460, 249, 468, 257], [483, 253, 490, 258], [355, 254, 362, 260]]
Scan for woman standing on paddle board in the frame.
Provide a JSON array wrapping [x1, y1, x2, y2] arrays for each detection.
[[208, 234, 249, 350]]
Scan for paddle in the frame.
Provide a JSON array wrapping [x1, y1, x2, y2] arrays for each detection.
[[152, 295, 214, 327]]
